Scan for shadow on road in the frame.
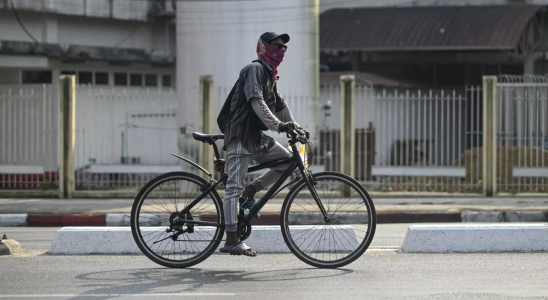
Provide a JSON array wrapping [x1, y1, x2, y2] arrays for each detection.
[[71, 266, 354, 299]]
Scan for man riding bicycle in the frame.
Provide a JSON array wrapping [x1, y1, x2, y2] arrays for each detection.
[[218, 32, 308, 257]]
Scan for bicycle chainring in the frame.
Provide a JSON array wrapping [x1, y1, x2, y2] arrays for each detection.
[[237, 215, 252, 241]]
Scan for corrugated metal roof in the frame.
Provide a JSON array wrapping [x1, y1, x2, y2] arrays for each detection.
[[321, 5, 543, 51]]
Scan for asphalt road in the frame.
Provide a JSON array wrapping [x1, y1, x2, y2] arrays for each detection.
[[1, 225, 547, 299]]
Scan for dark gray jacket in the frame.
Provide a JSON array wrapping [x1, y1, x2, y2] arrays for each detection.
[[223, 59, 289, 154]]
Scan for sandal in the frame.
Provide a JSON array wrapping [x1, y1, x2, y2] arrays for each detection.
[[219, 242, 257, 257]]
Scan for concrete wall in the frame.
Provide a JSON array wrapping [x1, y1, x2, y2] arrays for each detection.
[[0, 0, 153, 21], [74, 86, 178, 168], [0, 10, 175, 56]]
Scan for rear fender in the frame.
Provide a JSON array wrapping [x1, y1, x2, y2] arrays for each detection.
[[170, 153, 212, 177]]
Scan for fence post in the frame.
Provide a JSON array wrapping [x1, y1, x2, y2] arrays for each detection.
[[482, 76, 497, 196], [59, 75, 76, 198], [340, 75, 355, 193], [199, 75, 214, 179]]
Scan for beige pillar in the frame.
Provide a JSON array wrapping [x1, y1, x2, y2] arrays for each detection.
[[199, 75, 214, 179], [59, 75, 76, 198], [340, 75, 356, 181], [482, 76, 497, 196]]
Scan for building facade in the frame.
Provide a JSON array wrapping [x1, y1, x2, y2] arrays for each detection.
[[0, 0, 175, 88], [320, 0, 548, 87]]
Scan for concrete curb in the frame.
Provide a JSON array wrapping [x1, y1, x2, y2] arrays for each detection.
[[2, 211, 548, 226], [461, 211, 548, 222], [0, 214, 28, 226], [401, 224, 548, 253], [49, 226, 358, 254]]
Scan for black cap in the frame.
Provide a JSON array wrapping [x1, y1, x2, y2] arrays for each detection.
[[260, 32, 290, 44]]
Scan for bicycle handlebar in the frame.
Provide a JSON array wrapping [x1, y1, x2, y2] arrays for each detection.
[[287, 129, 309, 144]]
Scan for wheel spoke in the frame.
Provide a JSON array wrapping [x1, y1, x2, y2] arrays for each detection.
[[283, 174, 376, 267], [132, 174, 223, 267]]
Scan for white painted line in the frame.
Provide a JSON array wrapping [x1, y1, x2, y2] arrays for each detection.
[[0, 293, 235, 298], [49, 226, 358, 254], [401, 224, 548, 253], [106, 214, 165, 226], [0, 214, 28, 226], [105, 213, 131, 226]]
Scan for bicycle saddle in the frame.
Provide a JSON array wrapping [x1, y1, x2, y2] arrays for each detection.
[[192, 132, 224, 143]]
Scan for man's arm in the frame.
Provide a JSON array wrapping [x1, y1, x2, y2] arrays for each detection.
[[250, 97, 283, 132], [241, 64, 297, 132], [275, 106, 299, 126], [274, 93, 299, 127]]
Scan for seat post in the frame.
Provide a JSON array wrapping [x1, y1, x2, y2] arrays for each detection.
[[211, 141, 221, 159]]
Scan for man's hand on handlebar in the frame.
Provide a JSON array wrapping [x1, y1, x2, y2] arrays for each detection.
[[278, 121, 298, 133], [300, 128, 310, 140], [279, 122, 310, 143]]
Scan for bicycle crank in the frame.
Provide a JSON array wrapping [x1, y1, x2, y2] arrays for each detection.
[[237, 215, 252, 241]]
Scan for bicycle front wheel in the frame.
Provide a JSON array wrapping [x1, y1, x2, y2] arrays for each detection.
[[280, 172, 376, 268], [131, 172, 224, 268]]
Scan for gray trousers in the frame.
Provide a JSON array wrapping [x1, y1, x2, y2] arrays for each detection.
[[224, 139, 292, 232]]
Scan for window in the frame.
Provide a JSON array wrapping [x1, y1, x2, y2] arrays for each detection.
[[114, 73, 128, 86], [78, 71, 93, 85], [61, 70, 76, 75], [130, 74, 143, 87], [22, 70, 52, 84], [145, 74, 157, 87], [0, 69, 20, 84], [95, 72, 109, 85], [162, 74, 172, 87]]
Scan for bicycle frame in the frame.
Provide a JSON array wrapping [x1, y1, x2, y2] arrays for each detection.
[[177, 137, 330, 227]]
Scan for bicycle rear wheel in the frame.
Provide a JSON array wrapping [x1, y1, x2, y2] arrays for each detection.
[[131, 172, 224, 268], [280, 172, 376, 268]]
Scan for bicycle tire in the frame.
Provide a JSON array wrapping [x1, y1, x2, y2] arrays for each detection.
[[280, 172, 376, 268], [131, 171, 224, 268]]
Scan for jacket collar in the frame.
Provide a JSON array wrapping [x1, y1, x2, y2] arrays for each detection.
[[252, 58, 279, 80]]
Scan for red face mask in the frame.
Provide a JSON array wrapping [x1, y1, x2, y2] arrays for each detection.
[[256, 38, 285, 79]]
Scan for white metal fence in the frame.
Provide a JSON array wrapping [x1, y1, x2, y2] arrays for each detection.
[[0, 85, 59, 190], [316, 85, 375, 179], [4, 75, 548, 196], [368, 87, 483, 193], [74, 86, 179, 190], [497, 78, 548, 193], [316, 85, 485, 193]]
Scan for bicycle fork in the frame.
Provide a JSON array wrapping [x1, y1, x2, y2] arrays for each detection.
[[300, 168, 332, 223]]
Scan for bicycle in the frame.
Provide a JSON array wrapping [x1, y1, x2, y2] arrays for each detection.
[[130, 129, 376, 269]]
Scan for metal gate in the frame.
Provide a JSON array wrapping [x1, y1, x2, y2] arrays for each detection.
[[497, 75, 548, 194], [0, 85, 59, 192]]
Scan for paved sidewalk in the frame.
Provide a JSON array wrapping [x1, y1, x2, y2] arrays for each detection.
[[1, 197, 548, 226]]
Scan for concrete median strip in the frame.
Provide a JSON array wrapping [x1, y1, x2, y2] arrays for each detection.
[[401, 224, 548, 253], [49, 226, 359, 254]]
